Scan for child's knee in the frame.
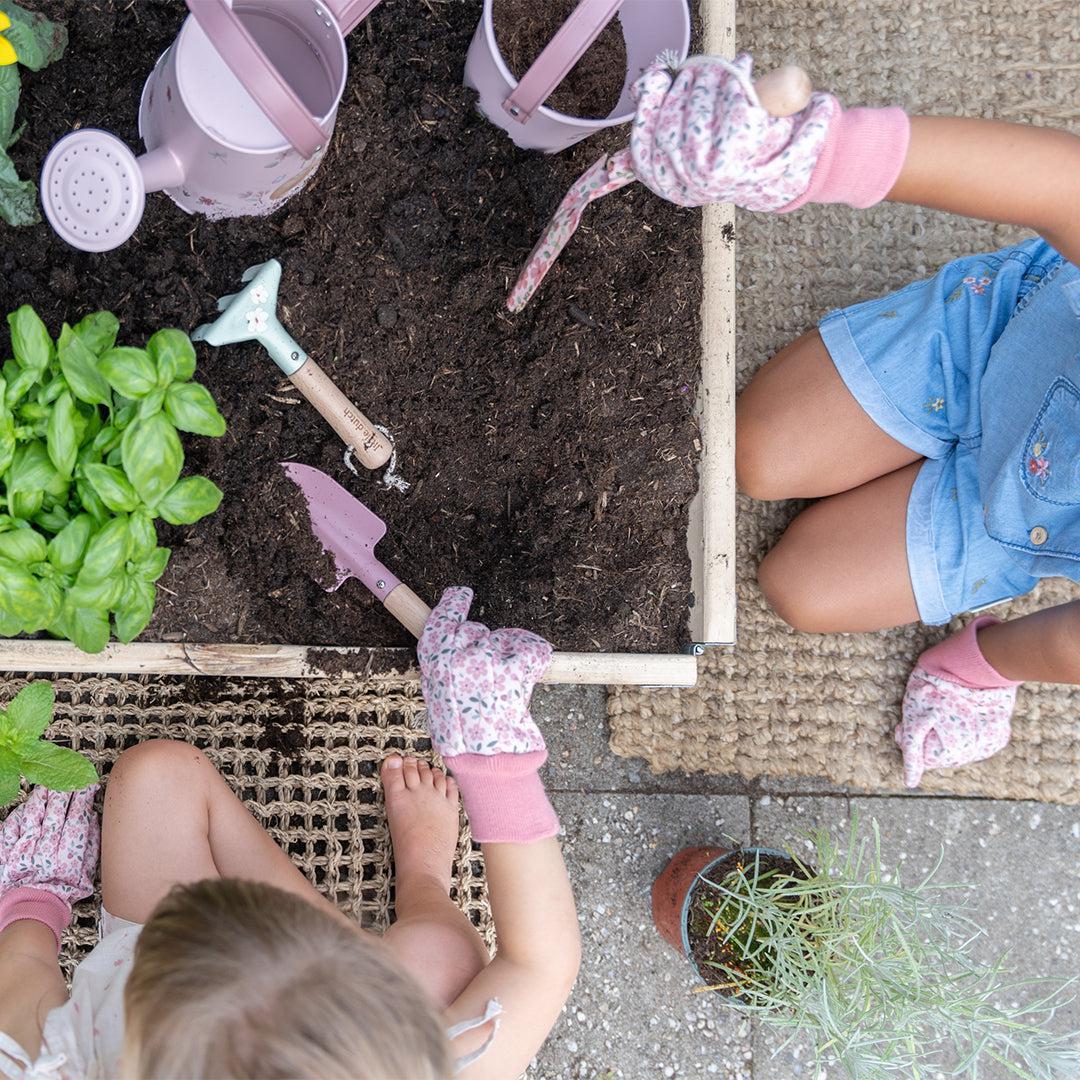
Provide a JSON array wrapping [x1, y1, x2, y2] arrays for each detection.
[[110, 739, 211, 792], [757, 545, 837, 634], [736, 398, 796, 501]]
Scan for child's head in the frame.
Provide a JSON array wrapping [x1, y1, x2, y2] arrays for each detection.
[[122, 878, 451, 1079]]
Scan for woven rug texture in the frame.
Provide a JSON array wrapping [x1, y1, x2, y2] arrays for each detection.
[[609, 0, 1080, 803], [0, 673, 493, 978]]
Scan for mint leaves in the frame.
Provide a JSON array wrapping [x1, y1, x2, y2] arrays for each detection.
[[0, 306, 226, 652], [0, 680, 95, 806], [0, 3, 67, 227]]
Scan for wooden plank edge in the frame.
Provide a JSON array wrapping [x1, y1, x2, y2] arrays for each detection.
[[0, 642, 698, 688], [688, 0, 738, 647]]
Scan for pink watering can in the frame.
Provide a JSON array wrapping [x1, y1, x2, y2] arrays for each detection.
[[40, 0, 382, 252], [464, 0, 691, 153]]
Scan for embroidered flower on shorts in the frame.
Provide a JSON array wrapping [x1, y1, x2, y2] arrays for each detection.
[[962, 274, 993, 296], [1028, 434, 1051, 484], [923, 396, 945, 414]]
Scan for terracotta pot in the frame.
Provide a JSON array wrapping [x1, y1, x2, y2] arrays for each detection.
[[651, 845, 731, 953]]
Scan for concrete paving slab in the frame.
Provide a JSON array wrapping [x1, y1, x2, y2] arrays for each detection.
[[532, 794, 754, 1079], [534, 686, 751, 797], [749, 795, 1080, 1079]]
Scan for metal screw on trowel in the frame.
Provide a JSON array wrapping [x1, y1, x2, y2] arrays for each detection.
[[376, 579, 386, 590], [291, 351, 300, 361]]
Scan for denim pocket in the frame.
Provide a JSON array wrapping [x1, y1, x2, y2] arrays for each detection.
[[1020, 376, 1080, 506]]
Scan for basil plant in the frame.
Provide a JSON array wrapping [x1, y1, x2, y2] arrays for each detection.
[[0, 306, 226, 652]]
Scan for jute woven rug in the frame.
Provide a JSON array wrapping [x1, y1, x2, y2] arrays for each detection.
[[0, 672, 493, 978], [610, 0, 1080, 803]]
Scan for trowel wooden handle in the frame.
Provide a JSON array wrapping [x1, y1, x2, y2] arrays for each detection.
[[754, 64, 813, 117], [379, 584, 697, 686], [289, 358, 392, 470]]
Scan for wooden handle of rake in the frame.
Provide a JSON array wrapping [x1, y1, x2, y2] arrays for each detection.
[[289, 358, 392, 470], [380, 584, 694, 686]]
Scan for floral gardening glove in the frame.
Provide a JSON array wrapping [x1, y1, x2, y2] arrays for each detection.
[[417, 587, 558, 843], [0, 785, 100, 950], [418, 586, 552, 758]]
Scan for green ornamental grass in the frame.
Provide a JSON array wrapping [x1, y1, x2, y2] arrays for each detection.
[[693, 817, 1080, 1078], [0, 306, 226, 652], [0, 680, 95, 806]]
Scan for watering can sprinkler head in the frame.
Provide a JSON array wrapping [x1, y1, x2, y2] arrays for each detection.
[[191, 259, 308, 377]]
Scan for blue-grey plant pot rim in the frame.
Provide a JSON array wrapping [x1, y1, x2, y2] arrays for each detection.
[[679, 846, 793, 980]]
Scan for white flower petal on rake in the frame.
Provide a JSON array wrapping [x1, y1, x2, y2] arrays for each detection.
[[246, 307, 269, 333], [250, 284, 269, 304]]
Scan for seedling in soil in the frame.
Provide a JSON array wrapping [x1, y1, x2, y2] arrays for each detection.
[[0, 680, 95, 806], [0, 306, 226, 652], [688, 816, 1080, 1078], [0, 2, 66, 225]]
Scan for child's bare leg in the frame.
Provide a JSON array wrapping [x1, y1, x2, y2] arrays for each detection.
[[758, 461, 922, 632], [101, 740, 345, 926], [977, 602, 1080, 683], [380, 757, 490, 1008], [737, 330, 921, 500]]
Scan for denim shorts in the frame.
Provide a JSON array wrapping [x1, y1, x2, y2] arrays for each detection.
[[819, 238, 1080, 625]]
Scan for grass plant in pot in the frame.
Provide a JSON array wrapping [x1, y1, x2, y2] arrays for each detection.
[[652, 819, 1080, 1078]]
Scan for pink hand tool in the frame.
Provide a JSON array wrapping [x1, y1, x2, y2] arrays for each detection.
[[40, 0, 383, 251]]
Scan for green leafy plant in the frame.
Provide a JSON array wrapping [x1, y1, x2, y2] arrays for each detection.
[[0, 2, 66, 226], [0, 680, 95, 806], [691, 818, 1079, 1078], [0, 305, 226, 652]]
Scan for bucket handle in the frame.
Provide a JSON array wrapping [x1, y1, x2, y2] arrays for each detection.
[[502, 0, 627, 123], [185, 0, 328, 159], [323, 0, 384, 36]]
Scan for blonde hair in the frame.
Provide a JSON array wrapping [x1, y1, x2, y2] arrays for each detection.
[[122, 879, 451, 1079]]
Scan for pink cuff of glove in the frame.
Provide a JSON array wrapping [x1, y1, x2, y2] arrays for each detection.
[[781, 101, 910, 212], [919, 615, 1022, 691], [0, 887, 71, 953], [444, 751, 559, 844]]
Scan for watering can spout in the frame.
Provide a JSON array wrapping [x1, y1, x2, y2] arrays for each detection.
[[136, 144, 186, 194]]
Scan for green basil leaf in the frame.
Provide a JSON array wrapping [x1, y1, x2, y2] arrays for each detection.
[[5, 365, 39, 408], [7, 306, 52, 374], [105, 445, 123, 469], [0, 610, 23, 637], [99, 347, 157, 399], [90, 423, 120, 455], [38, 375, 66, 406], [0, 414, 14, 477], [58, 323, 112, 406], [9, 489, 42, 521], [133, 545, 170, 583], [74, 478, 109, 525], [84, 463, 140, 513], [127, 511, 156, 560], [114, 578, 155, 643], [73, 311, 119, 356], [4, 681, 55, 746], [64, 603, 110, 654], [8, 439, 57, 494], [0, 557, 44, 622], [137, 388, 165, 420], [31, 579, 63, 632], [164, 381, 226, 437], [33, 504, 70, 533], [68, 570, 125, 610], [78, 516, 130, 581], [20, 742, 98, 792], [0, 528, 46, 564], [48, 513, 95, 574], [0, 749, 20, 808], [157, 476, 223, 526], [121, 414, 183, 508], [148, 328, 196, 384], [46, 390, 78, 479]]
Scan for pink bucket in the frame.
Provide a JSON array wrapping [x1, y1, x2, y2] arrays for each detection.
[[41, 0, 381, 252], [464, 0, 692, 153]]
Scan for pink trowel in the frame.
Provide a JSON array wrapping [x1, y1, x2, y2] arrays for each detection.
[[282, 462, 677, 686]]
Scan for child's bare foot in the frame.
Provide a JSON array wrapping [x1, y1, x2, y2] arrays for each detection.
[[380, 756, 460, 898]]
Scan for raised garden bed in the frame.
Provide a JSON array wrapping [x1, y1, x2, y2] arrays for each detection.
[[0, 0, 734, 684]]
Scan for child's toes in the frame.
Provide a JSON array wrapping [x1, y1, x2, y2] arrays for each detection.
[[401, 756, 421, 789], [415, 759, 433, 785], [445, 775, 459, 805], [380, 755, 406, 795], [432, 768, 447, 794]]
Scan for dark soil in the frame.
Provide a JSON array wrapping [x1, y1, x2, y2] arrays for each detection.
[[493, 0, 628, 118], [4, 0, 701, 652], [686, 850, 805, 997]]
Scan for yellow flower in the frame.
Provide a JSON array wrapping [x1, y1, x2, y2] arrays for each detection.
[[0, 11, 18, 66]]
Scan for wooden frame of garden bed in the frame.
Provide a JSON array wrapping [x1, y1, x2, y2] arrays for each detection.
[[0, 0, 734, 689]]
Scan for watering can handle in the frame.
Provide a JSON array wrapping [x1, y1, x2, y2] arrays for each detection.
[[322, 0, 384, 36], [503, 0, 627, 123], [185, 0, 328, 159]]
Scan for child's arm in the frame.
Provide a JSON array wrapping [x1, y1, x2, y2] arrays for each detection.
[[889, 117, 1080, 264], [445, 839, 581, 1080], [0, 921, 68, 1063]]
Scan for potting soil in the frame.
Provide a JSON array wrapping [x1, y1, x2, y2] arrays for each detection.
[[492, 0, 629, 119], [5, 0, 701, 652]]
